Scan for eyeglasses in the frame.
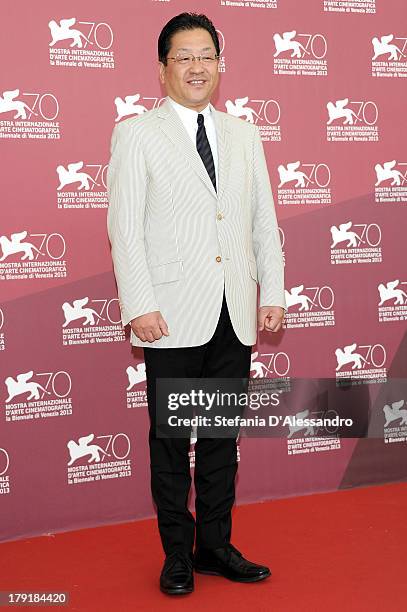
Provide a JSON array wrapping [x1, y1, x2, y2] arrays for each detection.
[[166, 53, 219, 65]]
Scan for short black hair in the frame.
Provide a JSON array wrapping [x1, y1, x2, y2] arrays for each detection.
[[158, 12, 220, 65]]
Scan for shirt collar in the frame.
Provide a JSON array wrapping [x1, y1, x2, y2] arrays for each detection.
[[167, 95, 212, 125]]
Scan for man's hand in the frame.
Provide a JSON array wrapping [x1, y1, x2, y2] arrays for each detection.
[[130, 311, 169, 343], [258, 306, 285, 333]]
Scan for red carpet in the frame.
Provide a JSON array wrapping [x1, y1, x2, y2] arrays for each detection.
[[1, 482, 406, 611]]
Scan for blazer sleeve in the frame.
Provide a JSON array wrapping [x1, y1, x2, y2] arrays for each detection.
[[106, 122, 160, 326], [251, 125, 286, 310]]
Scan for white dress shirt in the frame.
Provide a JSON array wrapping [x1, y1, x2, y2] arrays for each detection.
[[167, 95, 219, 189]]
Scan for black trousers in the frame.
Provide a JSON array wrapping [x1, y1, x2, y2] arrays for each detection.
[[143, 287, 253, 555]]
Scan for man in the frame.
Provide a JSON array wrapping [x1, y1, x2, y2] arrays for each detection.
[[107, 12, 285, 596]]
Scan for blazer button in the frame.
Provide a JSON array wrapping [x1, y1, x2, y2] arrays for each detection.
[[216, 212, 223, 220], [215, 256, 222, 263]]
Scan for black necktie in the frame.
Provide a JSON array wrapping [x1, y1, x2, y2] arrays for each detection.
[[196, 113, 217, 192]]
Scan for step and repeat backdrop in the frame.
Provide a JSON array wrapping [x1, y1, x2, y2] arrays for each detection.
[[1, 0, 406, 542]]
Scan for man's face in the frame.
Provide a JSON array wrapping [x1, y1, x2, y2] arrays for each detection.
[[159, 27, 220, 111]]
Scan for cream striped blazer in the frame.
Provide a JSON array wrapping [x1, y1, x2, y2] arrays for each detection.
[[106, 97, 285, 348]]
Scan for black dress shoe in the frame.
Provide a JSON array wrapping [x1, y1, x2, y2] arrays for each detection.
[[194, 543, 271, 583], [159, 551, 194, 595]]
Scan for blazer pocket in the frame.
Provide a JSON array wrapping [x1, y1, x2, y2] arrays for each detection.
[[247, 258, 258, 282], [149, 260, 183, 286]]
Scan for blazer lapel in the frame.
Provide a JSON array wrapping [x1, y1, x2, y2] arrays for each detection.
[[212, 103, 232, 204], [157, 98, 232, 203]]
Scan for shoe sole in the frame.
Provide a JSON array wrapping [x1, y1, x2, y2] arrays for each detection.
[[194, 567, 271, 583], [160, 586, 194, 595]]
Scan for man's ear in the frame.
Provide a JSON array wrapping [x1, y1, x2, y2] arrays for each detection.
[[158, 61, 165, 85]]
